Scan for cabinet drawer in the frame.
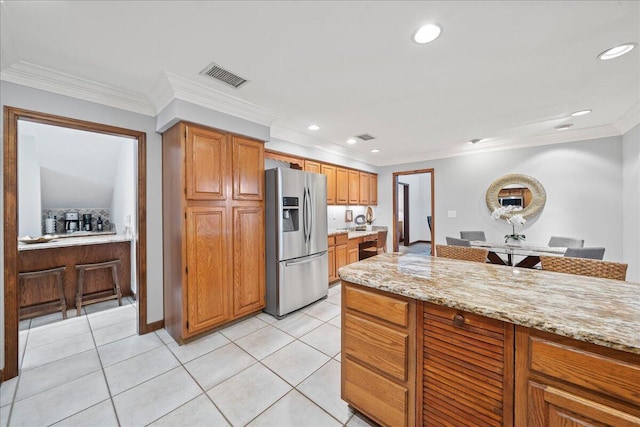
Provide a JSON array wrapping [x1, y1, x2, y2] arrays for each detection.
[[328, 236, 335, 246], [343, 358, 408, 427], [344, 313, 409, 382], [345, 285, 409, 327], [347, 238, 360, 250], [335, 233, 348, 245], [529, 337, 640, 407], [362, 234, 377, 242]]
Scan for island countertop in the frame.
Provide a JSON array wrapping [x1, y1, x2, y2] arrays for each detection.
[[18, 233, 132, 251], [338, 252, 640, 354]]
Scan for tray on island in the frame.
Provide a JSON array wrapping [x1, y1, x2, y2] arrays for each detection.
[[18, 235, 57, 244]]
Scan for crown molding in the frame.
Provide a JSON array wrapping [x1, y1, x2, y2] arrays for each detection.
[[613, 102, 640, 134], [0, 61, 155, 116], [151, 72, 278, 127]]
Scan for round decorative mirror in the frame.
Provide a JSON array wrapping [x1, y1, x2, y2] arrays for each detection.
[[486, 174, 546, 219]]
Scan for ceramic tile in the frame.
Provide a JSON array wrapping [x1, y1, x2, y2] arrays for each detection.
[[328, 284, 341, 297], [16, 349, 101, 401], [29, 311, 72, 328], [104, 346, 179, 395], [304, 301, 341, 322], [272, 312, 324, 338], [148, 394, 230, 427], [219, 317, 268, 341], [88, 305, 136, 331], [18, 331, 28, 368], [10, 371, 109, 427], [0, 377, 18, 407], [208, 363, 291, 427], [167, 332, 229, 363], [51, 400, 117, 427], [154, 328, 176, 345], [298, 360, 352, 424], [334, 352, 341, 362], [113, 367, 201, 427], [255, 312, 278, 324], [326, 292, 341, 306], [19, 319, 31, 331], [346, 412, 378, 426], [98, 332, 163, 367], [234, 325, 295, 360], [247, 389, 341, 427], [262, 341, 330, 386], [0, 405, 9, 427], [26, 317, 90, 350], [83, 299, 127, 315], [92, 317, 137, 347], [21, 332, 95, 370], [184, 343, 255, 391], [328, 314, 341, 328], [300, 323, 341, 357]]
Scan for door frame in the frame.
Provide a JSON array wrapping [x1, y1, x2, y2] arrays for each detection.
[[397, 182, 410, 245], [2, 106, 150, 380], [392, 168, 435, 253]]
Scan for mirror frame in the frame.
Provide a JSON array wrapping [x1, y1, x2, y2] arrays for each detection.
[[486, 174, 546, 219]]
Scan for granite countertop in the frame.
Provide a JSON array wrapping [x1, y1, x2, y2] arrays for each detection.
[[338, 253, 640, 355], [328, 226, 387, 239], [18, 233, 132, 251]]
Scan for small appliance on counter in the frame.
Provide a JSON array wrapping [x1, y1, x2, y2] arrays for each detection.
[[96, 216, 103, 231], [65, 212, 80, 233], [83, 213, 92, 231]]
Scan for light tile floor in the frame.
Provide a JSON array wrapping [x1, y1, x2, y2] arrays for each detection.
[[0, 284, 378, 426]]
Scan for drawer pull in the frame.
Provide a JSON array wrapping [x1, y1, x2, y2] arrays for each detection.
[[453, 314, 465, 327]]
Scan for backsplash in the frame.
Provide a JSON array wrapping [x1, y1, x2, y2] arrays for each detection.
[[328, 205, 372, 230], [42, 208, 114, 234]]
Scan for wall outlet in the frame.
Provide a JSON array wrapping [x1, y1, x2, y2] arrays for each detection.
[[447, 210, 457, 218]]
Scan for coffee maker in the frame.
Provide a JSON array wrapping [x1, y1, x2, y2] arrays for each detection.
[[65, 212, 80, 233], [83, 214, 92, 231]]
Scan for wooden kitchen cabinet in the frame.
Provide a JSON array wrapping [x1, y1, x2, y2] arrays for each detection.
[[328, 245, 336, 282], [321, 164, 337, 205], [336, 167, 349, 205], [328, 233, 349, 283], [515, 327, 640, 427], [163, 122, 265, 343], [304, 160, 321, 174], [347, 237, 359, 264], [369, 173, 378, 205], [348, 170, 360, 205], [359, 172, 370, 205], [342, 282, 416, 427]]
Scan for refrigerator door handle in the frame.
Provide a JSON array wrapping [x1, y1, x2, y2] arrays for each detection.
[[284, 252, 326, 266], [306, 187, 313, 244], [302, 187, 308, 243]]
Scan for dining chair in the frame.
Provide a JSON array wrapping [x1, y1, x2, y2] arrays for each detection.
[[564, 247, 605, 260], [540, 256, 627, 280], [436, 245, 489, 263], [445, 236, 471, 247], [460, 231, 486, 241], [548, 236, 584, 248]]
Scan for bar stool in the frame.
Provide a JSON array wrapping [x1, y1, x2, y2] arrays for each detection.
[[75, 260, 122, 315], [19, 266, 67, 320]]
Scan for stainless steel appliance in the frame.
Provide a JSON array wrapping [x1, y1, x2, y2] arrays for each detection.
[[82, 214, 92, 231], [265, 168, 328, 318], [65, 212, 80, 233]]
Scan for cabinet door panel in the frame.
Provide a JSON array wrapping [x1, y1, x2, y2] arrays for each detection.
[[336, 244, 348, 271], [304, 160, 321, 174], [322, 164, 337, 205], [359, 173, 370, 205], [233, 206, 265, 317], [186, 127, 226, 200], [348, 170, 360, 205], [370, 174, 378, 205], [336, 168, 349, 205], [186, 207, 229, 334], [328, 245, 337, 282], [233, 136, 264, 201]]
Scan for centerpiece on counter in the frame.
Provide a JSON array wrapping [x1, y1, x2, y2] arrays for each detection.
[[365, 206, 375, 231], [491, 205, 526, 243]]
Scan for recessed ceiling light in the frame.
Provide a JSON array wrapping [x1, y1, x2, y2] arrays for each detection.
[[570, 109, 592, 117], [307, 124, 320, 131], [470, 138, 482, 144], [555, 124, 574, 130], [347, 138, 357, 144], [371, 149, 380, 153], [413, 24, 442, 44], [598, 43, 637, 60]]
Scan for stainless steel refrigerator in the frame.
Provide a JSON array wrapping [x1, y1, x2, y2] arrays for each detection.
[[265, 168, 328, 318]]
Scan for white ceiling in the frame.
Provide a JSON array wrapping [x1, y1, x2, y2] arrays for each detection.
[[2, 1, 639, 166]]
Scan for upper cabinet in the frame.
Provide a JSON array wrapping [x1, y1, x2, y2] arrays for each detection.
[[304, 160, 321, 174], [359, 172, 370, 205], [232, 136, 264, 201], [321, 164, 337, 205], [348, 170, 360, 205], [336, 167, 349, 205], [186, 126, 227, 200], [369, 174, 378, 205]]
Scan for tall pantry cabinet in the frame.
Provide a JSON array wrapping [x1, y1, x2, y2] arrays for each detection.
[[163, 122, 265, 343]]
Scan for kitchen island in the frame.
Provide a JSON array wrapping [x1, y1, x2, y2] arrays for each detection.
[[18, 234, 132, 316], [338, 253, 640, 426]]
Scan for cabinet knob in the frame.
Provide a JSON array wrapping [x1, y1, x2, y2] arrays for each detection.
[[453, 314, 465, 327]]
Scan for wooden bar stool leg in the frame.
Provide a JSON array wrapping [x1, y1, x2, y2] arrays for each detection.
[[111, 264, 122, 306], [76, 268, 85, 316], [56, 271, 67, 320]]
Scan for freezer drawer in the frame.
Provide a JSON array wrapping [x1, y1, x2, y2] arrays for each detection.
[[265, 252, 328, 317]]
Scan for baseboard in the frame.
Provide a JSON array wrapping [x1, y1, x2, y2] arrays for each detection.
[[140, 319, 164, 334]]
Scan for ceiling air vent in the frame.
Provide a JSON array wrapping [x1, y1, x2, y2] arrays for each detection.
[[200, 63, 248, 89], [356, 133, 376, 141]]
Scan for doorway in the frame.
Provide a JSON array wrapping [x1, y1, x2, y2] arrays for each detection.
[[392, 169, 435, 254], [2, 107, 148, 380]]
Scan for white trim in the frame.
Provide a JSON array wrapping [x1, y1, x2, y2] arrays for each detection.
[[613, 102, 640, 134], [0, 61, 155, 116], [160, 73, 278, 127]]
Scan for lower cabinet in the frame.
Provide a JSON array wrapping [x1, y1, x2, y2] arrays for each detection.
[[341, 281, 416, 427], [328, 234, 348, 283], [515, 327, 640, 427], [232, 206, 265, 317]]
